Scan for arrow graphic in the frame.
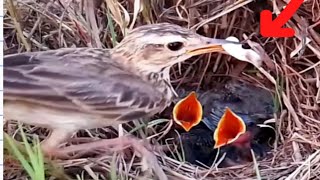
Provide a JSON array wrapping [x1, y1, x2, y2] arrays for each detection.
[[260, 0, 303, 37]]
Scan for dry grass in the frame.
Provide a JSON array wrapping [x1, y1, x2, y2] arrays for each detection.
[[3, 0, 320, 179]]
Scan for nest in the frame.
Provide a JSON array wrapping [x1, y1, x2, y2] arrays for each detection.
[[4, 0, 320, 179]]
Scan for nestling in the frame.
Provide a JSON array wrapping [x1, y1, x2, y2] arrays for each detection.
[[172, 81, 276, 167]]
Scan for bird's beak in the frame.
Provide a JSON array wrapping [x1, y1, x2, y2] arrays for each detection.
[[173, 92, 203, 132], [213, 107, 246, 149], [186, 38, 236, 56], [187, 37, 263, 67]]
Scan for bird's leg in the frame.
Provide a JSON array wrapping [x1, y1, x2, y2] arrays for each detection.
[[57, 136, 167, 180], [40, 128, 75, 158]]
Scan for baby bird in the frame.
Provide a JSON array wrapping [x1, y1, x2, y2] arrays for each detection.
[[172, 80, 276, 167]]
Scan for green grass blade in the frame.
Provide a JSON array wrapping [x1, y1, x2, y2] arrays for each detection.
[[35, 138, 45, 180], [19, 125, 39, 178], [4, 133, 35, 179], [5, 124, 46, 180], [106, 9, 118, 47]]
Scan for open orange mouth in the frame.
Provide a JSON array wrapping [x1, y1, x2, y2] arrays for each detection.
[[173, 92, 203, 132], [213, 107, 246, 149]]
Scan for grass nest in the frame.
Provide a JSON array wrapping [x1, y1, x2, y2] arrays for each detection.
[[3, 0, 320, 179]]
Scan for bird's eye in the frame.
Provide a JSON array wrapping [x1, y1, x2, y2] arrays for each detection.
[[167, 42, 184, 51], [241, 43, 251, 49]]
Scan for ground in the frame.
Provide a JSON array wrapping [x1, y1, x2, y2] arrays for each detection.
[[3, 0, 320, 179]]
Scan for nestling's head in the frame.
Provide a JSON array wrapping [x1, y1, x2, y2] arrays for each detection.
[[112, 23, 241, 73]]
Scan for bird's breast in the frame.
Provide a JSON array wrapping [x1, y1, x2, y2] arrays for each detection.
[[146, 71, 176, 107], [4, 101, 119, 131], [159, 79, 177, 105]]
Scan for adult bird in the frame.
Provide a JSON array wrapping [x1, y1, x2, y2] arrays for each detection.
[[4, 23, 260, 161], [172, 80, 276, 167]]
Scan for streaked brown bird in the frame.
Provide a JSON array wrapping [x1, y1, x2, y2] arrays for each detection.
[[4, 23, 256, 158]]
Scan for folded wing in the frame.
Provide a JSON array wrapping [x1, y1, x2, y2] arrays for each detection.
[[4, 48, 167, 121]]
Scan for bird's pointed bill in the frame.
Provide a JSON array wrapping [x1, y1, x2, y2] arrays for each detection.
[[186, 38, 238, 56], [187, 45, 225, 56], [186, 37, 263, 67], [173, 91, 203, 132], [213, 107, 246, 149]]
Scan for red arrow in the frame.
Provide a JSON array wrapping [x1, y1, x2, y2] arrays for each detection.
[[260, 0, 303, 37]]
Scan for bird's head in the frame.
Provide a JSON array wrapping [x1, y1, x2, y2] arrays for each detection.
[[112, 23, 254, 74]]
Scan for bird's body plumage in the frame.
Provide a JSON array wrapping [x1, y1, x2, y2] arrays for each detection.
[[4, 48, 172, 131], [4, 23, 262, 170], [3, 23, 265, 179]]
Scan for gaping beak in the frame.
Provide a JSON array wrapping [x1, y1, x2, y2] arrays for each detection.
[[213, 107, 246, 149], [173, 92, 203, 132]]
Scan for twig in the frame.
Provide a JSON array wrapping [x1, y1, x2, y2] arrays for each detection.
[[7, 0, 31, 51]]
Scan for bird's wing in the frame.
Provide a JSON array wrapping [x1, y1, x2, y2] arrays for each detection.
[[4, 48, 167, 121]]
